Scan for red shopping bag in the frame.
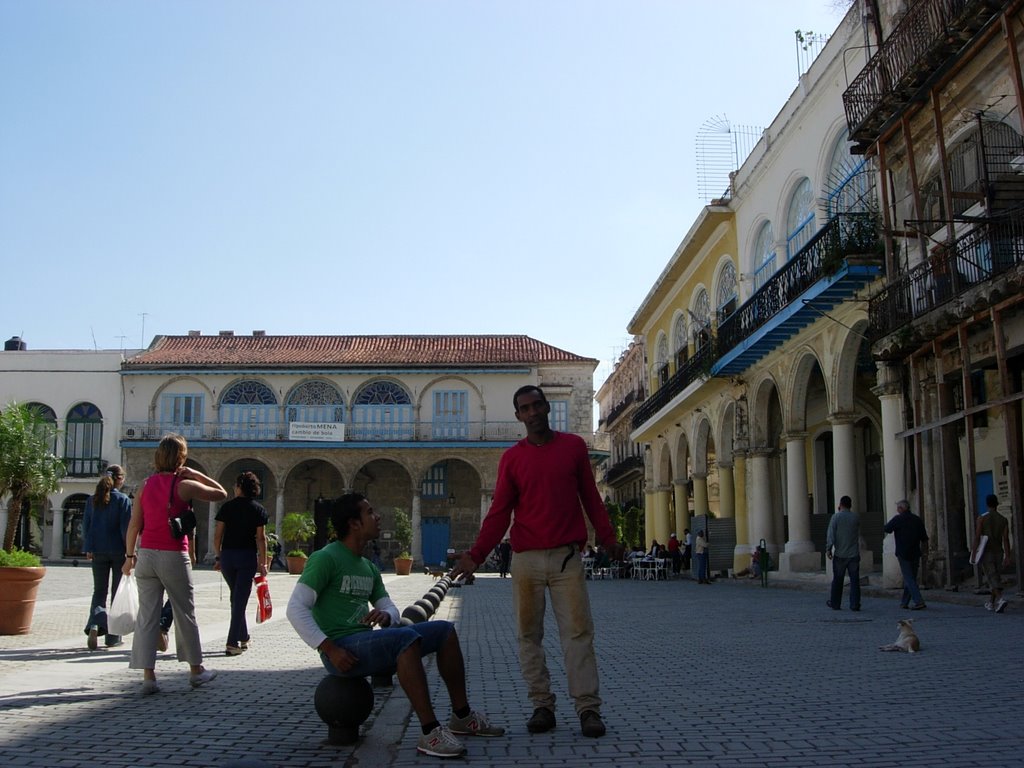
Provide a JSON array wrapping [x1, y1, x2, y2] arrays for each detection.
[[255, 574, 273, 623]]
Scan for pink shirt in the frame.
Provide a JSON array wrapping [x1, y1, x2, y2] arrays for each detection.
[[139, 473, 190, 552]]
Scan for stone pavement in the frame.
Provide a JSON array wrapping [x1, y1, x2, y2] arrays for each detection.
[[2, 563, 1023, 767]]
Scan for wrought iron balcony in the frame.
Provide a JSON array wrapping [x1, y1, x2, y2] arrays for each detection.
[[121, 420, 524, 444], [606, 455, 644, 485], [869, 207, 1024, 342], [843, 0, 1003, 152], [603, 388, 645, 428], [631, 213, 882, 432], [631, 343, 716, 430], [714, 213, 882, 375]]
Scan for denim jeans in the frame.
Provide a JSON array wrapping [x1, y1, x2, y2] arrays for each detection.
[[320, 621, 453, 678], [898, 556, 924, 607], [220, 548, 258, 647], [84, 552, 125, 642], [830, 556, 861, 609]]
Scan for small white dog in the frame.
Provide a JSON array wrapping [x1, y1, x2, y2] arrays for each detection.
[[878, 619, 921, 653]]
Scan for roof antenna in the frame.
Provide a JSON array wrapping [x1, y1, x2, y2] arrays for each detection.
[[139, 312, 149, 348]]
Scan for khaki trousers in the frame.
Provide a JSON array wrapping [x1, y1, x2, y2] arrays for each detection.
[[512, 546, 602, 715], [131, 548, 204, 670]]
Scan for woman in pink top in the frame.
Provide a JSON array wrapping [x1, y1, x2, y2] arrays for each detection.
[[123, 433, 227, 694]]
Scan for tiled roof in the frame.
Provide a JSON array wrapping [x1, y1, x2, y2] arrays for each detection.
[[125, 334, 597, 368]]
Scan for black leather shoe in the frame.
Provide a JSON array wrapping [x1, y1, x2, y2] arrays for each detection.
[[526, 707, 556, 733], [580, 710, 606, 738]]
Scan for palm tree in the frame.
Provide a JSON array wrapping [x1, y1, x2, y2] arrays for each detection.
[[0, 403, 65, 552]]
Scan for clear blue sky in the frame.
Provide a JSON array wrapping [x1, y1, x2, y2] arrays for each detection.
[[1, 1, 848, 385]]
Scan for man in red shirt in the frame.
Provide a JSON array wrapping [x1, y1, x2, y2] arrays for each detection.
[[452, 385, 616, 739]]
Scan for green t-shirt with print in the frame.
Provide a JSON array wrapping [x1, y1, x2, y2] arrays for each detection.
[[298, 541, 389, 639]]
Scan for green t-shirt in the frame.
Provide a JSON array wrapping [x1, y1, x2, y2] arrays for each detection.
[[298, 541, 389, 639]]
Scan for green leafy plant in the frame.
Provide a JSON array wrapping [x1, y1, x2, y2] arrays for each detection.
[[286, 549, 308, 559], [392, 506, 412, 558], [280, 512, 316, 553], [0, 547, 41, 567], [1, 403, 66, 552]]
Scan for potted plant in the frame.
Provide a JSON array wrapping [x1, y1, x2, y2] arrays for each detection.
[[392, 506, 414, 575], [0, 403, 64, 635], [281, 512, 316, 574]]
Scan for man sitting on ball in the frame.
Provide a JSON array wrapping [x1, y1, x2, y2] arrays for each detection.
[[287, 493, 504, 758]]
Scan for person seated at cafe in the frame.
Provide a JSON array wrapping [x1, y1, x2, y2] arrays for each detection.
[[648, 540, 662, 559], [593, 546, 611, 569]]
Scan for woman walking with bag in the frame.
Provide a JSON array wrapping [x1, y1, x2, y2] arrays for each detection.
[[213, 471, 269, 656], [123, 434, 227, 694], [83, 465, 133, 649]]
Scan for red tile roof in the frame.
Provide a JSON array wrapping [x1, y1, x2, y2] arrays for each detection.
[[125, 334, 597, 368]]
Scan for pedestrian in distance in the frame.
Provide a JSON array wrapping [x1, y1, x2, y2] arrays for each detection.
[[123, 433, 227, 694], [972, 494, 1013, 613], [682, 528, 692, 571], [452, 385, 616, 739], [694, 530, 710, 583], [826, 495, 861, 611], [497, 538, 512, 578], [83, 465, 132, 650], [286, 493, 504, 759], [213, 471, 269, 656], [884, 499, 928, 610]]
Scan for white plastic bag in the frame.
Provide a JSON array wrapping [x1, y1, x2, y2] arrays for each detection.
[[108, 573, 138, 636]]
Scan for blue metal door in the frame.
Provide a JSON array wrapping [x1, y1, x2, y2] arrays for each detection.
[[976, 471, 994, 515], [421, 517, 450, 567]]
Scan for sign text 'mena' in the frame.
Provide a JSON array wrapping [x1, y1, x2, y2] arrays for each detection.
[[288, 422, 345, 442]]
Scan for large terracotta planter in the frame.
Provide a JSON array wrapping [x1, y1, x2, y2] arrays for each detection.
[[393, 557, 414, 576], [287, 555, 307, 575], [0, 566, 46, 635]]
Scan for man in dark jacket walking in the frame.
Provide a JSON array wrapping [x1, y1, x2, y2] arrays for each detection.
[[884, 499, 929, 610]]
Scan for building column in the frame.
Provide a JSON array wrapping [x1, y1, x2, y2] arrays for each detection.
[[692, 473, 709, 518], [49, 498, 63, 561], [206, 502, 219, 562], [830, 415, 857, 515], [479, 489, 491, 527], [748, 450, 774, 553], [411, 491, 422, 566], [717, 463, 735, 518], [874, 362, 907, 588], [644, 484, 655, 549], [275, 488, 285, 541], [780, 433, 816, 573], [653, 485, 671, 545], [673, 478, 689, 540], [732, 453, 749, 569]]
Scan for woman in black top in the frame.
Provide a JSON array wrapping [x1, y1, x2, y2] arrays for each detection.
[[214, 471, 269, 655]]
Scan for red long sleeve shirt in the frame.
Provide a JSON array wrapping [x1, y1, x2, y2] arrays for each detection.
[[469, 431, 616, 564]]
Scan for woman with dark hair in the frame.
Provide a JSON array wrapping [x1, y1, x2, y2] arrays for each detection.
[[123, 433, 227, 694], [214, 471, 269, 655], [83, 465, 132, 649]]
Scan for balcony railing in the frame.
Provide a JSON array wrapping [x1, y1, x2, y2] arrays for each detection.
[[121, 420, 524, 444], [603, 388, 645, 428], [843, 0, 1001, 150], [632, 342, 716, 429], [606, 455, 644, 484], [717, 213, 880, 356], [869, 208, 1024, 340]]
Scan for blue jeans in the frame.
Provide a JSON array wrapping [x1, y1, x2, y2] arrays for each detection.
[[84, 552, 125, 643], [830, 556, 861, 609], [320, 620, 453, 678], [220, 548, 258, 647], [694, 552, 709, 581], [898, 556, 924, 607]]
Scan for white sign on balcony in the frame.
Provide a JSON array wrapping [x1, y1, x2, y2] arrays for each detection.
[[288, 421, 345, 442]]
